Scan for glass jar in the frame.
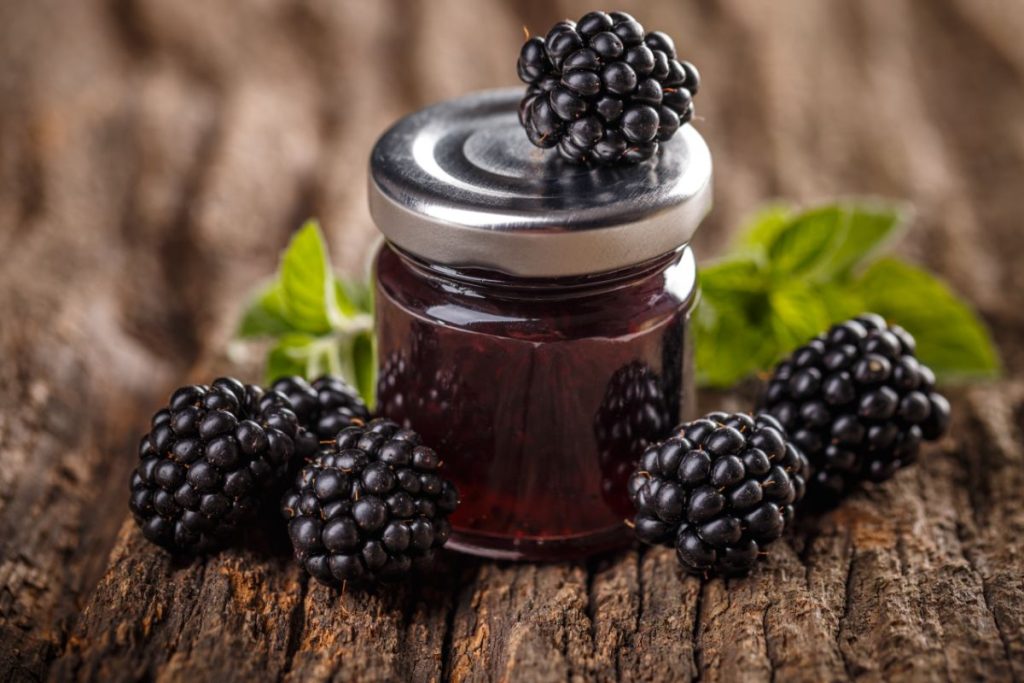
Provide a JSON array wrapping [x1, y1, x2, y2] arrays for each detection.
[[369, 89, 712, 560]]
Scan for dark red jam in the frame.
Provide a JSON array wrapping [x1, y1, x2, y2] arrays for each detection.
[[374, 243, 697, 560]]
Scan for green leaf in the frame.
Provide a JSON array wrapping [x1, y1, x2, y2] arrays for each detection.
[[695, 291, 777, 387], [736, 202, 905, 282], [237, 280, 293, 338], [817, 283, 866, 322], [768, 284, 832, 352], [352, 331, 377, 408], [696, 256, 778, 386], [336, 278, 373, 315], [852, 258, 1000, 380], [733, 204, 793, 253], [699, 257, 767, 295], [266, 333, 319, 382], [694, 200, 991, 387], [279, 220, 342, 334], [766, 206, 849, 279], [822, 202, 906, 278]]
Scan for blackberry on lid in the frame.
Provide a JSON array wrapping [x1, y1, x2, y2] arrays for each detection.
[[517, 11, 701, 166]]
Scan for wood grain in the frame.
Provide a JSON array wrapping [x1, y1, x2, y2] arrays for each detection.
[[1, 0, 1022, 680]]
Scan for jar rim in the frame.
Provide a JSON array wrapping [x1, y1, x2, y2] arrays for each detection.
[[368, 88, 713, 278], [385, 241, 697, 301]]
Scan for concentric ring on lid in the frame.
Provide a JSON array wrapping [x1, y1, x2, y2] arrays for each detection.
[[368, 88, 712, 278]]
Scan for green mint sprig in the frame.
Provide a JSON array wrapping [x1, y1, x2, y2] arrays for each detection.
[[236, 220, 377, 405], [695, 201, 1000, 387]]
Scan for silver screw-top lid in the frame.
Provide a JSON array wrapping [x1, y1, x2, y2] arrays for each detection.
[[368, 88, 712, 278]]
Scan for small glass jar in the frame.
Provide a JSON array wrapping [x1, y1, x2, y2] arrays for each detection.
[[369, 90, 712, 560]]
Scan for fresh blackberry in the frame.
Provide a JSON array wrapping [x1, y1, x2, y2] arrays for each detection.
[[594, 361, 673, 514], [629, 412, 810, 576], [129, 377, 301, 553], [271, 375, 370, 441], [280, 418, 459, 584], [517, 10, 700, 165], [760, 314, 951, 502]]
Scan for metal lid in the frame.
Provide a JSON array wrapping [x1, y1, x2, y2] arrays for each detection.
[[368, 88, 712, 278]]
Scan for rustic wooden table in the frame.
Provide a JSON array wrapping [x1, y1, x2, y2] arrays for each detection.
[[2, 0, 1023, 681]]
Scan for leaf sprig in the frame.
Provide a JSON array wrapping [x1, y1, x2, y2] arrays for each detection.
[[236, 220, 376, 405], [696, 201, 1000, 387]]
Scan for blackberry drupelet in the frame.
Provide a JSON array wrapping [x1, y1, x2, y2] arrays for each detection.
[[760, 314, 951, 502], [129, 377, 301, 553], [517, 10, 700, 165], [271, 375, 370, 442], [629, 412, 810, 576], [594, 361, 673, 513], [281, 418, 459, 584]]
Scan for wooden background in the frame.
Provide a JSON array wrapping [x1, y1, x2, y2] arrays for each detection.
[[2, 0, 1023, 680]]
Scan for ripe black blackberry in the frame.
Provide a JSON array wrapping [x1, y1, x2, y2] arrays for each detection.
[[281, 418, 459, 584], [129, 377, 301, 553], [629, 412, 809, 576], [517, 10, 700, 165], [271, 375, 370, 444], [594, 361, 673, 514], [760, 314, 951, 502]]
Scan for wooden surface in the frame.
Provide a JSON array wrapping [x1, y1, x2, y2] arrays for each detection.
[[2, 0, 1024, 681]]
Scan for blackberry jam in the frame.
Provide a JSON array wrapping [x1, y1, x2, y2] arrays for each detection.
[[368, 89, 711, 560]]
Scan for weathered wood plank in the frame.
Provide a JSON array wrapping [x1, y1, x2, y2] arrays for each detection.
[[49, 388, 1024, 683]]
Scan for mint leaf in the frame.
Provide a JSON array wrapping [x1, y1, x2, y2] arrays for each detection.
[[695, 294, 775, 387], [237, 280, 292, 338], [852, 258, 1000, 379], [700, 257, 767, 294], [768, 284, 831, 351], [237, 218, 376, 405], [266, 332, 362, 387], [735, 202, 905, 282], [279, 220, 342, 334], [352, 332, 376, 406], [765, 206, 844, 276], [822, 202, 906, 278], [337, 279, 374, 316], [266, 333, 319, 380], [817, 283, 866, 321], [696, 256, 776, 387], [695, 201, 998, 387], [733, 204, 793, 254]]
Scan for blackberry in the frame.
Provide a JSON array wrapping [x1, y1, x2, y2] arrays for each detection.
[[271, 375, 370, 441], [517, 10, 700, 165], [760, 314, 951, 502], [594, 361, 673, 514], [129, 377, 301, 553], [280, 418, 459, 583], [629, 412, 809, 576]]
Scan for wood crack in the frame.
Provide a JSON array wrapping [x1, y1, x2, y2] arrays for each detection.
[[278, 571, 308, 682], [691, 578, 704, 683], [837, 531, 857, 681], [761, 605, 777, 683]]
